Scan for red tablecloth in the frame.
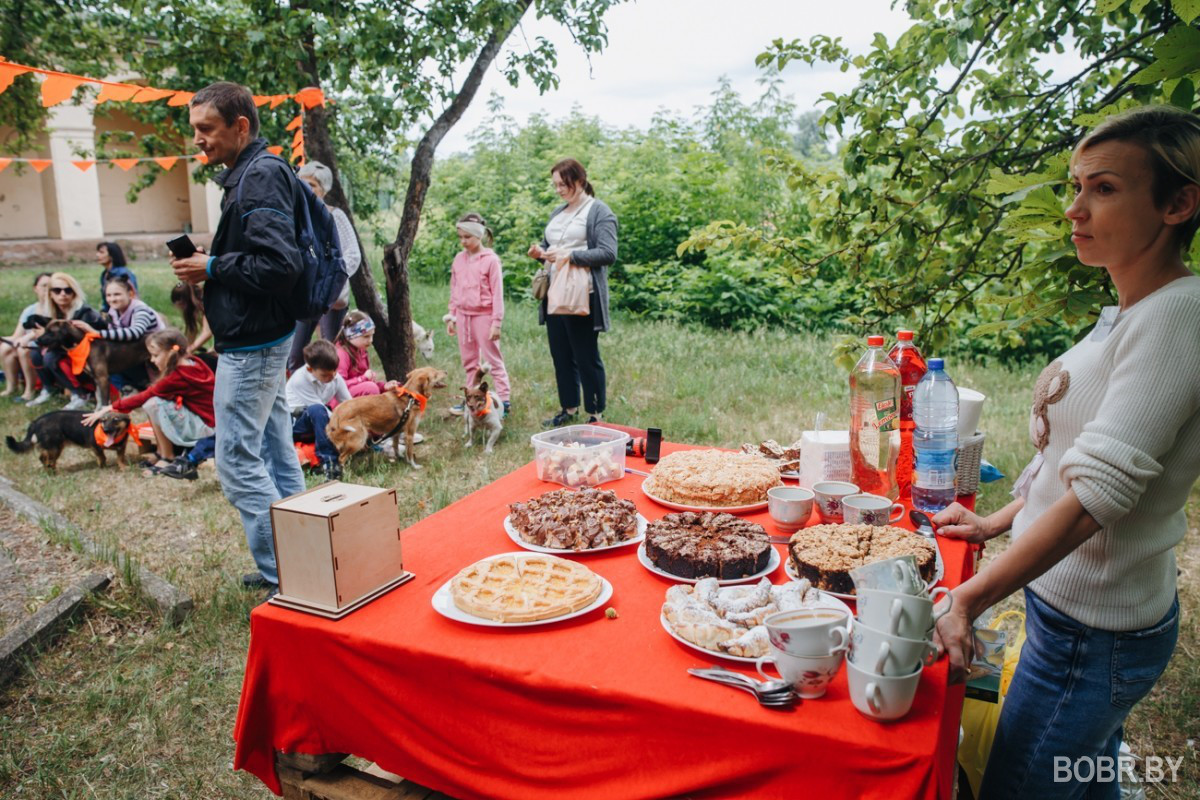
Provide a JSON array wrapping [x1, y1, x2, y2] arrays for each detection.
[[234, 443, 973, 799]]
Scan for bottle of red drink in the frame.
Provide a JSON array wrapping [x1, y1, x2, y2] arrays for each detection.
[[850, 335, 901, 499], [888, 330, 927, 499]]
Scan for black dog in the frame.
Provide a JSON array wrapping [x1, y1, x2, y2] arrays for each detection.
[[6, 410, 137, 470], [34, 319, 150, 407]]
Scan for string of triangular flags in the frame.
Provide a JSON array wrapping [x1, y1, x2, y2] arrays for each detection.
[[0, 146, 290, 175], [0, 57, 324, 111], [0, 56, 317, 167]]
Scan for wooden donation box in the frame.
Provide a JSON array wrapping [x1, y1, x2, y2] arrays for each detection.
[[268, 481, 413, 619]]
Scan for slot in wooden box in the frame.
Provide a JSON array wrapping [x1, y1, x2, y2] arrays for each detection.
[[268, 481, 412, 619]]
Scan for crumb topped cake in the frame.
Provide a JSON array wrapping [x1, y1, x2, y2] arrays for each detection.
[[509, 488, 639, 551], [645, 511, 771, 579], [787, 524, 937, 595], [643, 450, 782, 508]]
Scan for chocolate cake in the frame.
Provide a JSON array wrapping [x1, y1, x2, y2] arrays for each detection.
[[509, 488, 639, 551], [787, 524, 937, 595], [644, 512, 771, 580]]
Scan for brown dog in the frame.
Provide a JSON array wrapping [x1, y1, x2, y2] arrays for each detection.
[[326, 366, 448, 469], [35, 319, 151, 407]]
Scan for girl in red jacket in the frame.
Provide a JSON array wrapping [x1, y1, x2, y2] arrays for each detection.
[[84, 328, 215, 473]]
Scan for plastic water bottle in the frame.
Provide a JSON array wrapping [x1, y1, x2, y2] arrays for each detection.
[[850, 335, 900, 500], [888, 330, 927, 499], [912, 358, 959, 512]]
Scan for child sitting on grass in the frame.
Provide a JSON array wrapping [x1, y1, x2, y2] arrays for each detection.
[[83, 328, 215, 479], [286, 340, 350, 480], [335, 311, 397, 398]]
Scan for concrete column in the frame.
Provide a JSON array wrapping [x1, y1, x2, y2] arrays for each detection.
[[46, 103, 105, 240], [187, 160, 224, 233]]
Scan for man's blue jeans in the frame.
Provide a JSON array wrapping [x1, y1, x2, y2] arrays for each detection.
[[292, 403, 338, 465], [213, 339, 305, 586], [980, 588, 1179, 799]]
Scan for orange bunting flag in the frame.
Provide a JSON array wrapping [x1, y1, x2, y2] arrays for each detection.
[[290, 129, 304, 147], [194, 152, 209, 165], [285, 115, 303, 131], [132, 87, 175, 103], [0, 63, 30, 96], [269, 94, 288, 109], [251, 95, 272, 107], [266, 145, 284, 156], [0, 158, 11, 173], [167, 91, 193, 107], [293, 87, 326, 109], [95, 83, 140, 104], [40, 74, 86, 107], [153, 156, 178, 171], [72, 160, 95, 171], [112, 158, 139, 171], [29, 159, 53, 173]]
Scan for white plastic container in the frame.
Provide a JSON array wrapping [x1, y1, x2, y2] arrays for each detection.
[[957, 388, 986, 438], [531, 425, 630, 487]]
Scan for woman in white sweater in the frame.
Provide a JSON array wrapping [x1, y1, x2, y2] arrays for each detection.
[[934, 106, 1200, 799]]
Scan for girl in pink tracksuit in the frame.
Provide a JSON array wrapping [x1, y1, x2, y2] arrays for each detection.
[[446, 213, 511, 413]]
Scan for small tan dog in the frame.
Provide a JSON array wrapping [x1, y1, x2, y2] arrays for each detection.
[[326, 366, 447, 469]]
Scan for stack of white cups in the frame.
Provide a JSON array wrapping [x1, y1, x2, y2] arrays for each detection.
[[845, 555, 951, 721]]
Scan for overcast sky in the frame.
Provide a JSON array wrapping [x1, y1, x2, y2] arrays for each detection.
[[439, 0, 917, 154]]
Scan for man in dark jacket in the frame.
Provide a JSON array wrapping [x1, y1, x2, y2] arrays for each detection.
[[170, 81, 305, 596]]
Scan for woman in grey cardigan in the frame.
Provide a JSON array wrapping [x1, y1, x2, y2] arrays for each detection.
[[529, 158, 618, 428]]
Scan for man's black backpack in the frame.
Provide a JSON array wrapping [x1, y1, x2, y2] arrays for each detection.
[[237, 152, 348, 322]]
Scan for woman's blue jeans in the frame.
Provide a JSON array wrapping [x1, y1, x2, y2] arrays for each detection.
[[979, 588, 1179, 800]]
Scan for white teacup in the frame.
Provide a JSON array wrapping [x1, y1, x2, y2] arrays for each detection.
[[846, 658, 924, 721], [764, 608, 851, 657], [812, 481, 859, 524], [841, 493, 905, 526], [856, 587, 952, 640], [848, 620, 939, 677], [756, 647, 845, 699], [767, 486, 814, 535], [850, 555, 925, 595]]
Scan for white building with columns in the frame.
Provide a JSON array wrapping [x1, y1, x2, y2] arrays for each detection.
[[0, 98, 223, 262]]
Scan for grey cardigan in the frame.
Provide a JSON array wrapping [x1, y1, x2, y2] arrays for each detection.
[[538, 198, 618, 332]]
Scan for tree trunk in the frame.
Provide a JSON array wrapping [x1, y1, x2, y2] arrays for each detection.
[[299, 1, 532, 380]]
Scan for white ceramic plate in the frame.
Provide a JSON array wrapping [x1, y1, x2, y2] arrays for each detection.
[[658, 590, 853, 663], [503, 513, 647, 554], [641, 485, 768, 514], [637, 542, 781, 585], [431, 553, 614, 628], [783, 544, 946, 600], [779, 470, 802, 481]]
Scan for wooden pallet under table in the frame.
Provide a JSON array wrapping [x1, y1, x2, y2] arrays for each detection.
[[276, 751, 457, 800]]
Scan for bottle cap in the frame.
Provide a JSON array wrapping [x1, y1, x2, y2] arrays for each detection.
[[867, 335, 884, 347], [928, 358, 944, 370], [896, 330, 914, 341]]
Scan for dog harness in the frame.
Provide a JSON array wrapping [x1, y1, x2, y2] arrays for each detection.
[[474, 394, 495, 418], [373, 386, 429, 443], [67, 332, 100, 375], [93, 420, 141, 449]]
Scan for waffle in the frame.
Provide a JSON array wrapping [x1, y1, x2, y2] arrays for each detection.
[[450, 554, 602, 622]]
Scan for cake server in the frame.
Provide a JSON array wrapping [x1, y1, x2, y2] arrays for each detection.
[[909, 509, 936, 538]]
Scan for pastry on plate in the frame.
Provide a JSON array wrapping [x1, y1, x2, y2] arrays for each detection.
[[451, 554, 602, 622], [509, 488, 638, 550], [787, 524, 937, 595], [645, 511, 771, 580], [643, 449, 782, 507]]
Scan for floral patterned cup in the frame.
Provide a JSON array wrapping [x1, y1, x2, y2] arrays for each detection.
[[756, 648, 845, 699], [812, 481, 859, 524], [841, 493, 905, 526], [764, 608, 851, 656]]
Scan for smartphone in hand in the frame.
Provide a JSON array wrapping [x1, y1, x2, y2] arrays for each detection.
[[166, 234, 197, 259]]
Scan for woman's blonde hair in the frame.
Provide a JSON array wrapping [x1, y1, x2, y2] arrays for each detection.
[[1073, 105, 1200, 249], [47, 272, 86, 319], [147, 328, 190, 377]]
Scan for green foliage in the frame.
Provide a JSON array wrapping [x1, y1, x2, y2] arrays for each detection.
[[686, 0, 1200, 359]]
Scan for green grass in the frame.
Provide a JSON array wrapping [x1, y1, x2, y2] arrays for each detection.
[[0, 261, 1194, 797]]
